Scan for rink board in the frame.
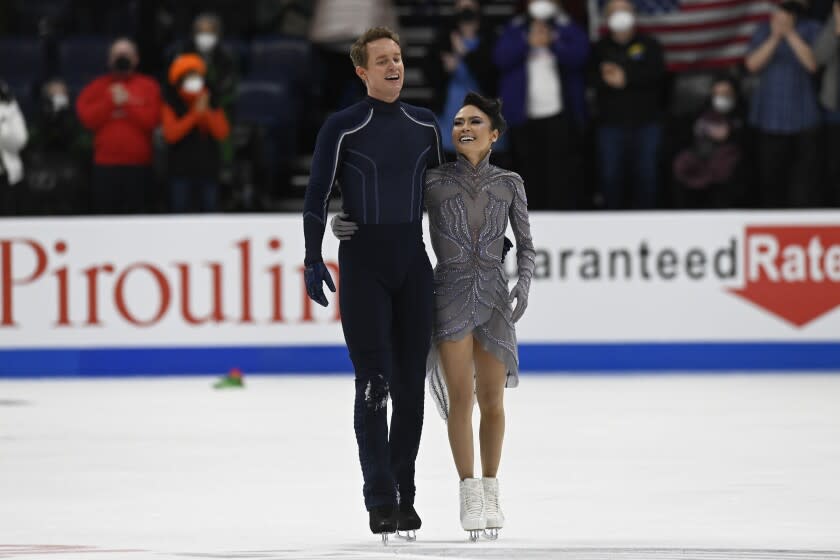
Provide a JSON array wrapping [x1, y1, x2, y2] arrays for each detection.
[[1, 211, 839, 376]]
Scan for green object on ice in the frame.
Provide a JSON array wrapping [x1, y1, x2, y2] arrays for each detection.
[[213, 374, 244, 389]]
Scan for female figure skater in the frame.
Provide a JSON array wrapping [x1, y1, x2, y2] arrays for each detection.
[[333, 92, 535, 541]]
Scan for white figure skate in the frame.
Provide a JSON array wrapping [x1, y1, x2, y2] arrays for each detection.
[[482, 477, 504, 540], [459, 478, 486, 542]]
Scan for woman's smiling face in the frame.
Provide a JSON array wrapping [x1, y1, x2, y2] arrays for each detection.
[[452, 104, 499, 160]]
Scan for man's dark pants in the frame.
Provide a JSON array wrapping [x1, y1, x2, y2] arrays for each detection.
[[338, 222, 434, 510]]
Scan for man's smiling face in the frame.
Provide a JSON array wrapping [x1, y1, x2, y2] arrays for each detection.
[[356, 38, 404, 102]]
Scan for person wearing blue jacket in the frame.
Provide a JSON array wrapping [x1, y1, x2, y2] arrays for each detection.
[[493, 0, 589, 210]]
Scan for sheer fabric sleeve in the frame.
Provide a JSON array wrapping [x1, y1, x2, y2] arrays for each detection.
[[508, 174, 536, 290]]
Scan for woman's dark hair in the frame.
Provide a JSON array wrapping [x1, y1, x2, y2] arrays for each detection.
[[462, 92, 507, 135]]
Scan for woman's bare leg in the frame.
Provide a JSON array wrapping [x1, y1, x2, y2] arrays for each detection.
[[473, 339, 507, 478], [438, 335, 476, 480]]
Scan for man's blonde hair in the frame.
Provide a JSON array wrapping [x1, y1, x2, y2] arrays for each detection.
[[349, 27, 401, 68]]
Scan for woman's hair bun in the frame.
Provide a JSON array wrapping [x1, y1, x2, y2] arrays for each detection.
[[462, 91, 508, 135]]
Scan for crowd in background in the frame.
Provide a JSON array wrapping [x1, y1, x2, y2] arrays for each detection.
[[1, 0, 840, 216]]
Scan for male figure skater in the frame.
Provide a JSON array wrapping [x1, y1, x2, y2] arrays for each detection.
[[302, 27, 443, 542]]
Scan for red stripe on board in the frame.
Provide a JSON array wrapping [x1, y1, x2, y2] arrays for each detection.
[[638, 12, 769, 32], [664, 35, 752, 51]]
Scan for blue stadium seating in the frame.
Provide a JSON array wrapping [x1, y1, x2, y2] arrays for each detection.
[[58, 36, 111, 86], [0, 37, 45, 82], [235, 79, 299, 127], [221, 39, 249, 75], [235, 79, 301, 172], [5, 79, 36, 119], [248, 37, 311, 84]]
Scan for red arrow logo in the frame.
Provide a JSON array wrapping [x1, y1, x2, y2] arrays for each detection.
[[729, 225, 840, 327]]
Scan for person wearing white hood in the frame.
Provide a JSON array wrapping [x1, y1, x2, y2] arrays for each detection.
[[0, 80, 29, 215], [589, 0, 666, 210]]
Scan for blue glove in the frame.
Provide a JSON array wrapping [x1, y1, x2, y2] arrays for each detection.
[[304, 261, 336, 307]]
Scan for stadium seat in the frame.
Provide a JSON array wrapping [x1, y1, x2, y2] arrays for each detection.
[[58, 36, 111, 86], [235, 79, 299, 128], [221, 39, 249, 75], [248, 37, 311, 85], [235, 79, 301, 195], [5, 79, 36, 120], [0, 37, 46, 83]]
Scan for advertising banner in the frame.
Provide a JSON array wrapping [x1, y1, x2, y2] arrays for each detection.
[[1, 211, 838, 376]]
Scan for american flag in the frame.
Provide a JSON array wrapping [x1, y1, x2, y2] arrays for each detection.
[[590, 0, 777, 71]]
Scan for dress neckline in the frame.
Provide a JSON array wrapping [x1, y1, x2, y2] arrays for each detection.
[[455, 151, 492, 175]]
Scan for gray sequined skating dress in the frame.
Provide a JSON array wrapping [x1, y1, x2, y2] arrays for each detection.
[[425, 152, 536, 419]]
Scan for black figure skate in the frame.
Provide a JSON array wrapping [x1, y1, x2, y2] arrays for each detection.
[[369, 505, 397, 545], [395, 503, 421, 541]]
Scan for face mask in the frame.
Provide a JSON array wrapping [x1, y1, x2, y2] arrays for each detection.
[[51, 93, 69, 111], [457, 8, 480, 23], [712, 95, 735, 113], [182, 75, 205, 94], [529, 0, 558, 20], [112, 55, 133, 73], [607, 10, 635, 33], [195, 32, 218, 52]]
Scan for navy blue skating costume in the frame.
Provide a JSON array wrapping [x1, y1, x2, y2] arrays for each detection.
[[303, 96, 443, 511]]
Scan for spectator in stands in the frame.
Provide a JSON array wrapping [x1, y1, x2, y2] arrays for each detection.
[[76, 38, 161, 214], [814, 0, 840, 207], [426, 0, 499, 161], [309, 0, 399, 113], [589, 0, 666, 210], [162, 54, 230, 213], [171, 13, 238, 116], [494, 0, 589, 210], [24, 79, 92, 215], [745, 0, 821, 208], [169, 13, 239, 174], [0, 79, 28, 215], [671, 76, 747, 209], [164, 0, 249, 43]]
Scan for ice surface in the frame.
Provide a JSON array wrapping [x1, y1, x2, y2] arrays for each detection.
[[1, 374, 839, 559]]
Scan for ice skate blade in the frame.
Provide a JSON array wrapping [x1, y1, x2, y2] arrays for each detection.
[[467, 529, 482, 542], [396, 530, 417, 541], [483, 528, 500, 540], [380, 532, 394, 545]]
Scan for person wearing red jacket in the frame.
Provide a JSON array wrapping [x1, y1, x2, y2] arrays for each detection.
[[161, 53, 230, 213], [76, 38, 161, 214]]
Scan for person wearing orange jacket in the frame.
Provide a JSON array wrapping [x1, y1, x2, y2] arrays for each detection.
[[76, 38, 161, 214], [162, 53, 230, 213]]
